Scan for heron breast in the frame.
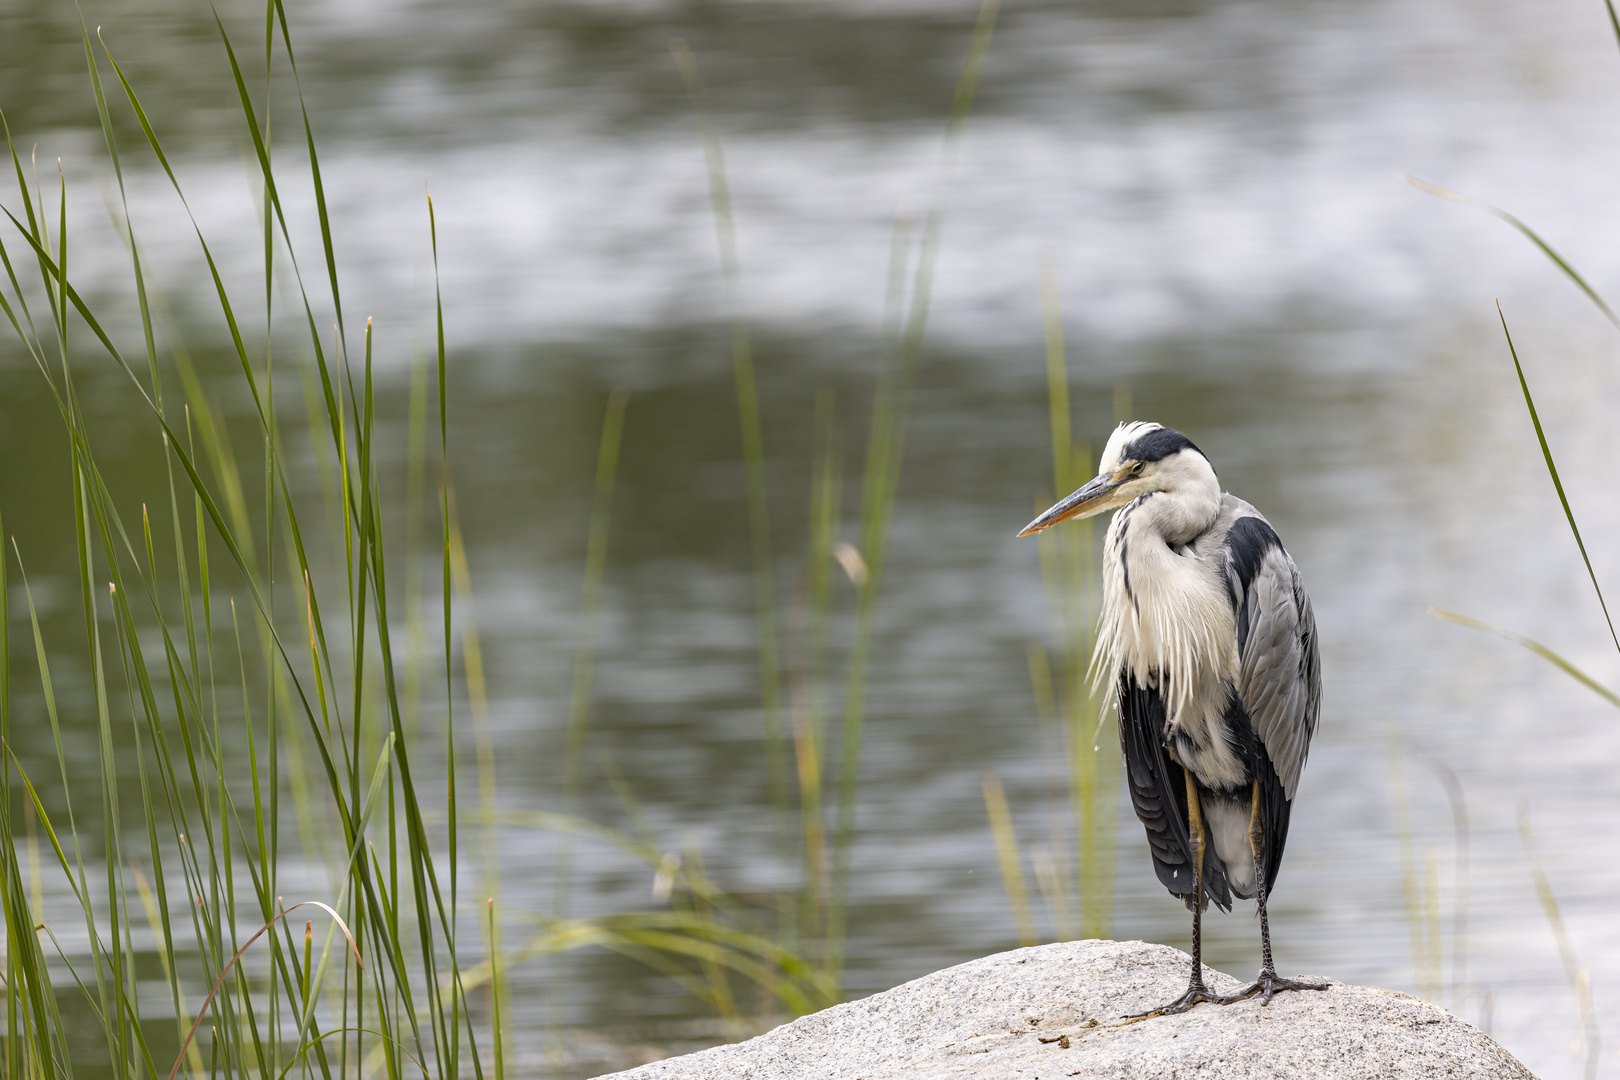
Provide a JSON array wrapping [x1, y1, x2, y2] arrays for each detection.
[[1103, 531, 1238, 696], [1102, 521, 1244, 789]]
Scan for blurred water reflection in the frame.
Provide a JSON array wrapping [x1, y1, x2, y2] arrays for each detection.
[[6, 0, 1620, 1076]]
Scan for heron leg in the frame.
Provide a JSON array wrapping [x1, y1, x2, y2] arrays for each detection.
[[1127, 770, 1223, 1018], [1218, 779, 1329, 1006]]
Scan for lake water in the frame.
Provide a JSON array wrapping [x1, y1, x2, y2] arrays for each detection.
[[6, 0, 1620, 1076]]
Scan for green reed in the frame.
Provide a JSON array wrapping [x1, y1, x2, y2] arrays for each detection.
[[669, 0, 1002, 997], [0, 7, 495, 1068], [0, 0, 1027, 1069], [985, 269, 1118, 947], [0, 6, 846, 1076]]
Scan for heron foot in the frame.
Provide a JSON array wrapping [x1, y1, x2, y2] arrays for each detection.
[[1217, 971, 1329, 1007], [1125, 980, 1224, 1019]]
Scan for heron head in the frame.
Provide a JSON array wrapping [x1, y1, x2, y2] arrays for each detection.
[[1017, 421, 1211, 537]]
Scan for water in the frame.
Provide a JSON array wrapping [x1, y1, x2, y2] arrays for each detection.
[[5, 0, 1620, 1075]]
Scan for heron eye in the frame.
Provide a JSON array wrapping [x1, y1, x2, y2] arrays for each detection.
[[1130, 462, 1145, 476]]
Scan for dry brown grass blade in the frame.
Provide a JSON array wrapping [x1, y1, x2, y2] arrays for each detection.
[[167, 901, 361, 1080]]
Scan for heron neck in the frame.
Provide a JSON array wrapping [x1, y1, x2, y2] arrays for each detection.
[[1128, 482, 1221, 549]]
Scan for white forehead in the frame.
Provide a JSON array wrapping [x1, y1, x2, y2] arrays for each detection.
[[1098, 421, 1164, 472]]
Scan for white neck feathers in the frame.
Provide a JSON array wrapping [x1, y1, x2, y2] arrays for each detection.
[[1091, 451, 1233, 724]]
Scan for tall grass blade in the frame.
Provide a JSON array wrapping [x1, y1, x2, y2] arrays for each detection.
[[1388, 733, 1439, 1001], [488, 899, 505, 1080], [558, 387, 630, 909], [0, 514, 72, 1079], [169, 901, 362, 1080], [1406, 176, 1620, 333], [670, 37, 791, 858], [795, 392, 841, 952], [1422, 755, 1471, 1013], [1496, 305, 1620, 658], [983, 777, 1038, 947], [548, 388, 628, 1068], [1430, 607, 1620, 709], [0, 5, 891, 1070], [829, 0, 1000, 976], [1519, 806, 1598, 1080], [1036, 268, 1114, 940]]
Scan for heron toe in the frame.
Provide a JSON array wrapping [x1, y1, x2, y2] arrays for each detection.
[[1125, 979, 1225, 1019], [1217, 972, 1329, 1007]]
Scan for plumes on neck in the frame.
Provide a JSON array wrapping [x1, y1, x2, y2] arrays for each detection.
[[1090, 447, 1233, 725]]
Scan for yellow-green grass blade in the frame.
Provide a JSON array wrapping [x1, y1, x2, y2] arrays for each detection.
[[15, 14, 494, 1075], [426, 189, 460, 987], [829, 0, 999, 976], [213, 13, 310, 362], [458, 807, 764, 934], [131, 862, 206, 1080], [983, 777, 1039, 947], [1037, 271, 1114, 938], [557, 389, 629, 906], [1430, 607, 1620, 709], [270, 0, 349, 346], [286, 738, 395, 1059], [103, 26, 351, 499], [0, 116, 61, 389], [1496, 305, 1620, 658], [81, 23, 160, 399], [482, 913, 835, 1016], [1041, 266, 1074, 497], [1520, 806, 1599, 1080], [8, 554, 118, 1068], [6, 204, 358, 841], [127, 514, 211, 1069], [670, 38, 791, 856], [277, 1026, 433, 1080], [1407, 175, 1620, 334], [169, 900, 362, 1080], [105, 590, 183, 1080], [40, 459, 135, 1062], [1388, 734, 1438, 1000], [84, 505, 223, 1075], [797, 391, 842, 947], [488, 900, 504, 1080], [0, 517, 71, 1078]]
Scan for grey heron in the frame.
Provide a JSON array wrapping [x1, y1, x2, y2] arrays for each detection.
[[1018, 421, 1325, 1015]]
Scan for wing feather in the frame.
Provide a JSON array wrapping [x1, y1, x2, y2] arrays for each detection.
[[1222, 515, 1321, 801], [1119, 674, 1234, 912]]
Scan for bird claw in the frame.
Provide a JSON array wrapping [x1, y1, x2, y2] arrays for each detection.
[[1217, 972, 1329, 1007], [1125, 980, 1224, 1019]]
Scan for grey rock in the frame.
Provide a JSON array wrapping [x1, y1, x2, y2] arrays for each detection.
[[593, 939, 1534, 1080]]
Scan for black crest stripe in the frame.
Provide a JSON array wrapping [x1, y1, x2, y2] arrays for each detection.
[[1122, 426, 1204, 464]]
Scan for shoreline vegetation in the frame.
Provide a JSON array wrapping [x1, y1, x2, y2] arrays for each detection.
[[0, 2, 1088, 1077]]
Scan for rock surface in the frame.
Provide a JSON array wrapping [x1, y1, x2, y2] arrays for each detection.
[[594, 939, 1534, 1079]]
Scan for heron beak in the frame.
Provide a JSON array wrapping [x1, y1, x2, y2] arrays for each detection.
[[1017, 473, 1122, 537]]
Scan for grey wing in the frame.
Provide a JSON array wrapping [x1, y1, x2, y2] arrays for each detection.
[[1223, 516, 1321, 801]]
